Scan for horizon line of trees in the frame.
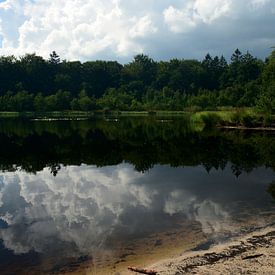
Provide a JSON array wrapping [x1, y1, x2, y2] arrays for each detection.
[[0, 49, 274, 113]]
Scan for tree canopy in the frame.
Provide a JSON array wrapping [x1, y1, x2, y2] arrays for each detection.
[[0, 50, 274, 112]]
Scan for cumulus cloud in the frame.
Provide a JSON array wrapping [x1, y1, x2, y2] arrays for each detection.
[[0, 0, 274, 61], [0, 0, 159, 60], [163, 0, 231, 33], [163, 0, 275, 32]]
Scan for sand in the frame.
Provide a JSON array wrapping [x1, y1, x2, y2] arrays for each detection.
[[55, 226, 275, 275], [145, 227, 275, 275]]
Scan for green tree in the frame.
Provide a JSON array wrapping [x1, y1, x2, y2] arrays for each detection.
[[13, 91, 34, 111], [256, 83, 275, 114], [34, 93, 46, 111], [122, 54, 157, 87], [98, 88, 133, 110], [49, 51, 60, 65], [257, 50, 275, 114]]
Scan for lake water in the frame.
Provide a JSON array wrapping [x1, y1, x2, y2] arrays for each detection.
[[0, 117, 274, 274]]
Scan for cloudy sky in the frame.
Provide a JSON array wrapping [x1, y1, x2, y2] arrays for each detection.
[[0, 0, 275, 62]]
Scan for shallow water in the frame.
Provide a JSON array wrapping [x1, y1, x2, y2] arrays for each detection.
[[0, 117, 274, 274]]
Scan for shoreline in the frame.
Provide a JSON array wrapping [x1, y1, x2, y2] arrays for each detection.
[[144, 226, 275, 275], [219, 126, 275, 131], [54, 223, 275, 275], [0, 111, 274, 132], [0, 111, 188, 118]]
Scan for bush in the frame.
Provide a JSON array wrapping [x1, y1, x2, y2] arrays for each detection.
[[240, 114, 256, 127], [184, 106, 202, 113], [200, 113, 221, 128], [263, 114, 273, 127], [230, 111, 243, 125], [148, 110, 156, 115]]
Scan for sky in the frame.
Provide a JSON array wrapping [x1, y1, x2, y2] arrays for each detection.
[[0, 0, 275, 62]]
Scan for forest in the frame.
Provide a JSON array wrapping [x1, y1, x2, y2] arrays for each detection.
[[0, 49, 274, 113]]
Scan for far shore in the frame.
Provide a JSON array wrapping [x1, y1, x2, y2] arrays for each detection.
[[219, 126, 275, 131], [0, 110, 190, 118], [1, 110, 274, 132]]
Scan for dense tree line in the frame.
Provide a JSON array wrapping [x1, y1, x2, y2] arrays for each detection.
[[0, 49, 274, 112]]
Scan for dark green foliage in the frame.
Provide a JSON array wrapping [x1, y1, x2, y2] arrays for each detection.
[[230, 111, 243, 125], [200, 113, 221, 128], [0, 49, 274, 113], [49, 51, 60, 65], [70, 90, 97, 111], [263, 114, 273, 127], [256, 83, 275, 114], [240, 114, 257, 127], [98, 88, 134, 110], [187, 89, 217, 109]]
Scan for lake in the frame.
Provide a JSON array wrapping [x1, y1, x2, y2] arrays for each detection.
[[0, 117, 274, 274]]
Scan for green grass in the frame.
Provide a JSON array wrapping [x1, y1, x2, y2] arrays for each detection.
[[0, 110, 191, 118], [190, 108, 275, 128], [0, 108, 272, 128], [0, 112, 21, 118], [191, 110, 238, 123], [0, 111, 94, 118], [191, 108, 256, 122]]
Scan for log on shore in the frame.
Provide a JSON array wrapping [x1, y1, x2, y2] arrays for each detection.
[[128, 266, 158, 275]]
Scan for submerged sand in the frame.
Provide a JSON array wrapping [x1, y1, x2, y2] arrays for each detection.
[[55, 226, 275, 275]]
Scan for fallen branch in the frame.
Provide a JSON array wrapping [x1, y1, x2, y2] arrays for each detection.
[[128, 266, 158, 275], [242, 254, 264, 260]]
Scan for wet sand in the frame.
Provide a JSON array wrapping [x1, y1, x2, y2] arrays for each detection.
[[5, 208, 271, 275], [55, 222, 275, 275], [54, 221, 209, 275], [147, 227, 275, 275]]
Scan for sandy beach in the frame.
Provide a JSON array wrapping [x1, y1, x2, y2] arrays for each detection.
[[54, 226, 275, 275], [144, 227, 275, 275]]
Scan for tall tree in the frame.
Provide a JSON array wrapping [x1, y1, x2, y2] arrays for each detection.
[[49, 51, 60, 65]]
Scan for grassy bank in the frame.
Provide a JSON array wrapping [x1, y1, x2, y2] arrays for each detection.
[[0, 111, 94, 119], [0, 109, 274, 129], [192, 109, 275, 129], [0, 109, 249, 118], [0, 110, 189, 119]]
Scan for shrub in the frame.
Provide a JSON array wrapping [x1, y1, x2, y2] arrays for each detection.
[[263, 114, 273, 127], [200, 113, 221, 128], [240, 114, 256, 127], [184, 106, 202, 113], [230, 111, 242, 125], [148, 110, 156, 115]]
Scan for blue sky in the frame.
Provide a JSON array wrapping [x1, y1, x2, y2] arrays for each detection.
[[0, 0, 275, 62]]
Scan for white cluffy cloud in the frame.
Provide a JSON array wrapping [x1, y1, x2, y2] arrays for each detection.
[[0, 0, 158, 60], [164, 0, 231, 33], [0, 0, 275, 61]]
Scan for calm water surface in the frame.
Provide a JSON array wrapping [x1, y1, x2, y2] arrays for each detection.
[[0, 117, 274, 274]]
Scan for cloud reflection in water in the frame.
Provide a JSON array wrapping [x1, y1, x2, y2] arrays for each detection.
[[0, 163, 273, 258]]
